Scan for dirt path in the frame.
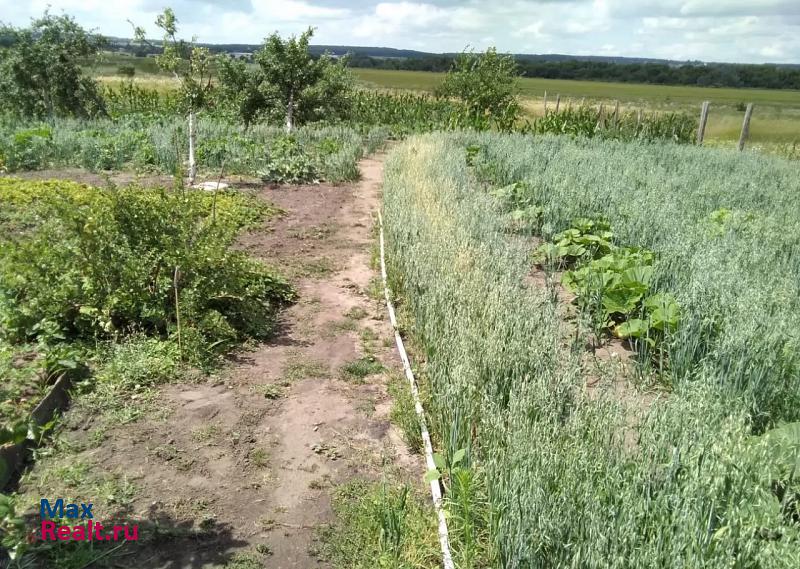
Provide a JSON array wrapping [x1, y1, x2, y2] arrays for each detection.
[[30, 154, 421, 568]]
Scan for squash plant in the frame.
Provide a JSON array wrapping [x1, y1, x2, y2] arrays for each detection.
[[483, 182, 544, 234], [534, 218, 614, 268], [747, 422, 800, 524], [563, 246, 679, 347]]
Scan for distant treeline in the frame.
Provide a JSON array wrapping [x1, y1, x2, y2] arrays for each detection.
[[349, 55, 800, 90], [28, 32, 800, 91]]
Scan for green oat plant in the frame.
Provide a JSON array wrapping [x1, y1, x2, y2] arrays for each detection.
[[382, 134, 800, 568]]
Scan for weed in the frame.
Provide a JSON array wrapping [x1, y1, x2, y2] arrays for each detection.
[[281, 356, 330, 382], [345, 306, 369, 320], [223, 551, 270, 569], [249, 448, 269, 468], [319, 480, 440, 568], [191, 424, 221, 443], [339, 356, 384, 382], [254, 383, 285, 399], [356, 398, 376, 417], [324, 318, 358, 336], [299, 257, 336, 278], [387, 374, 422, 453], [359, 327, 380, 354], [365, 277, 384, 302]]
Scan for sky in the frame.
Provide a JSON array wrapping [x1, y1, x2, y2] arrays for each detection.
[[1, 1, 799, 64]]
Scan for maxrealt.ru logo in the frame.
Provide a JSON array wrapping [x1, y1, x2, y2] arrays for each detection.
[[39, 499, 138, 542]]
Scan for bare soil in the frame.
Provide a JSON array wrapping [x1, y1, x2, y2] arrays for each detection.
[[23, 156, 422, 568]]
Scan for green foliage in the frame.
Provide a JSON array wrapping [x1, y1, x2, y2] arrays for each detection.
[[0, 127, 52, 170], [383, 134, 800, 569], [467, 131, 800, 424], [387, 374, 422, 453], [747, 422, 800, 524], [217, 56, 268, 127], [0, 493, 28, 562], [526, 105, 698, 144], [102, 82, 181, 118], [116, 64, 135, 78], [339, 355, 383, 382], [259, 135, 317, 184], [347, 91, 462, 135], [217, 27, 354, 130], [561, 242, 680, 352], [80, 335, 182, 424], [0, 12, 106, 119], [321, 480, 440, 569], [438, 47, 520, 131], [0, 118, 379, 183], [535, 217, 614, 267], [0, 178, 293, 362], [134, 8, 213, 113]]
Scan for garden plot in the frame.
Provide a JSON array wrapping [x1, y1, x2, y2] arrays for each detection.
[[382, 133, 800, 568]]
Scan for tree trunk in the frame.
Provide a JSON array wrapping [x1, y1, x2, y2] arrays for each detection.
[[188, 111, 197, 184], [285, 89, 294, 133]]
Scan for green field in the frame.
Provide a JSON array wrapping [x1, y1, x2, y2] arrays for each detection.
[[85, 54, 800, 144], [354, 68, 800, 108], [354, 68, 800, 143]]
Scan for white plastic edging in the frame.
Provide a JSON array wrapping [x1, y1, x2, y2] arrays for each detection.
[[378, 211, 456, 569]]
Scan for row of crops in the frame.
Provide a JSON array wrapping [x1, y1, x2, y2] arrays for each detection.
[[383, 134, 799, 567], [0, 118, 389, 184], [0, 87, 700, 182]]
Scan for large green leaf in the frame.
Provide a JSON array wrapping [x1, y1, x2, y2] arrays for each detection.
[[602, 286, 643, 317], [615, 318, 650, 339], [759, 422, 800, 478]]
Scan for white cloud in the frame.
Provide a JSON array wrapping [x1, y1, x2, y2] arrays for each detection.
[[513, 22, 547, 39], [0, 0, 797, 63]]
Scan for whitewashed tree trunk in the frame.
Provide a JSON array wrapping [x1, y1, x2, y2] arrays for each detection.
[[285, 89, 294, 133], [188, 111, 197, 184]]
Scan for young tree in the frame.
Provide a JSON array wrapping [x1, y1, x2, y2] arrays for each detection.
[[438, 47, 520, 131], [0, 12, 106, 119], [217, 56, 268, 129], [218, 27, 353, 131], [133, 8, 213, 184]]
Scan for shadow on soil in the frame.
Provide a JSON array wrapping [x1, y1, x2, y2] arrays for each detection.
[[10, 504, 252, 569]]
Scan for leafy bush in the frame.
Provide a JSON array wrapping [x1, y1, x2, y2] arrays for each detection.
[[562, 245, 680, 351], [259, 135, 317, 184], [0, 178, 293, 364], [0, 126, 53, 170], [535, 217, 614, 267]]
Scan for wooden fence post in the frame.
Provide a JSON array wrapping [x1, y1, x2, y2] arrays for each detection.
[[697, 101, 710, 145], [555, 94, 561, 114], [738, 103, 753, 151], [612, 100, 620, 125]]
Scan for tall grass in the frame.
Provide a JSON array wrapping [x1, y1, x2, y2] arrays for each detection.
[[382, 134, 800, 568], [467, 134, 800, 426]]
